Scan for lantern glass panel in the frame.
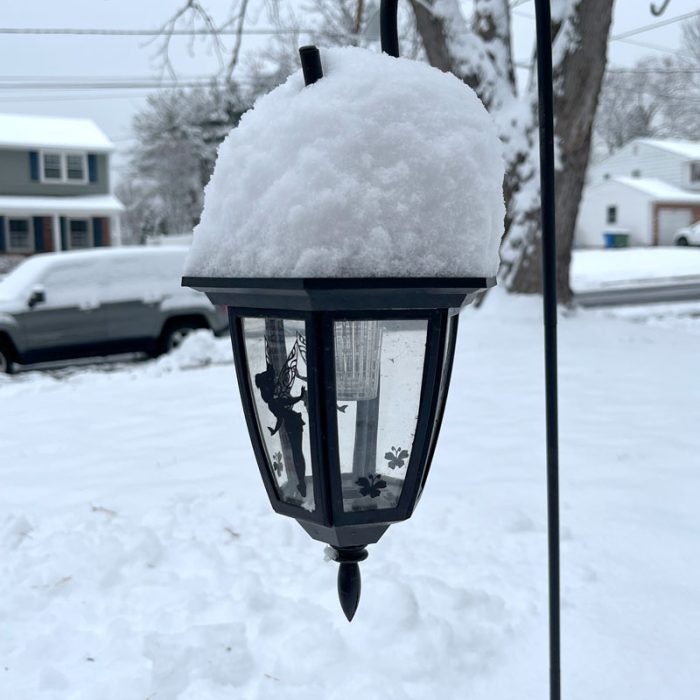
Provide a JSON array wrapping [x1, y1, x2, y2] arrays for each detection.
[[334, 318, 428, 512], [243, 317, 315, 511]]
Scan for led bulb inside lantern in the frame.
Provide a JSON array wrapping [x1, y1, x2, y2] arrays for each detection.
[[334, 321, 383, 401]]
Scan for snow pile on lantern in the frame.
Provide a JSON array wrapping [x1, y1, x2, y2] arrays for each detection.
[[185, 46, 505, 279]]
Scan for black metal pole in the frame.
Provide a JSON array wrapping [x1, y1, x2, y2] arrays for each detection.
[[379, 1, 560, 696], [533, 2, 561, 700]]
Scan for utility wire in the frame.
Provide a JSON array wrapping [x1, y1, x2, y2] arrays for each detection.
[[0, 26, 323, 36], [2, 66, 697, 91], [1, 7, 698, 40], [610, 9, 700, 41]]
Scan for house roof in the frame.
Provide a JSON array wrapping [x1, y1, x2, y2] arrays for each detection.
[[613, 177, 700, 203], [637, 139, 700, 160], [0, 194, 123, 214], [0, 113, 114, 153]]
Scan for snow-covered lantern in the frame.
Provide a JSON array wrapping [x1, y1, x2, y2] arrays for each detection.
[[183, 37, 504, 620]]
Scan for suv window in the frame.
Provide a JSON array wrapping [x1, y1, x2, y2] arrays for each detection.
[[41, 262, 106, 307], [102, 252, 185, 303]]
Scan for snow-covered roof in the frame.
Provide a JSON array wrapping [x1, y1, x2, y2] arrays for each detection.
[[637, 139, 700, 160], [0, 194, 123, 214], [613, 177, 700, 203], [0, 113, 114, 152]]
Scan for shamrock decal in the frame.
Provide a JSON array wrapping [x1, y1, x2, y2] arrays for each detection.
[[271, 451, 284, 477], [384, 446, 409, 470], [356, 474, 387, 499]]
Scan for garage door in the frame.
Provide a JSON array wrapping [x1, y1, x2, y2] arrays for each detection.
[[657, 207, 693, 245]]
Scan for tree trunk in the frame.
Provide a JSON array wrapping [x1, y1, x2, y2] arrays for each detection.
[[409, 1, 456, 74], [509, 0, 614, 303], [411, 0, 614, 304]]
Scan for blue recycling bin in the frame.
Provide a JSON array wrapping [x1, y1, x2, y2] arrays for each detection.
[[603, 231, 629, 248]]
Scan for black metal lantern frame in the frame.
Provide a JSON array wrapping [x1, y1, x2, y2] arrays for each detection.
[[184, 276, 493, 616]]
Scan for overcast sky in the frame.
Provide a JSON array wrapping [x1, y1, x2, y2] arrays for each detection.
[[0, 0, 697, 172]]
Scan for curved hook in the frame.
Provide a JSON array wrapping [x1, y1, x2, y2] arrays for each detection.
[[380, 0, 400, 57], [650, 0, 672, 16]]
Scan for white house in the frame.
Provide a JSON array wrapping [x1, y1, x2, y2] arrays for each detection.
[[576, 139, 700, 248], [0, 113, 124, 264]]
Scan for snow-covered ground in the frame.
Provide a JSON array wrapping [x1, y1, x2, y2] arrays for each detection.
[[1, 293, 698, 700], [571, 247, 700, 291]]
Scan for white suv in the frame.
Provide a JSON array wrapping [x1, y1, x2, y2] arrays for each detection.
[[674, 221, 700, 246], [0, 247, 228, 373]]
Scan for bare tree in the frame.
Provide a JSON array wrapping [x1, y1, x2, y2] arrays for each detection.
[[406, 0, 614, 302], [594, 15, 700, 154], [153, 0, 616, 302], [595, 63, 660, 155], [125, 85, 247, 237], [152, 0, 254, 83]]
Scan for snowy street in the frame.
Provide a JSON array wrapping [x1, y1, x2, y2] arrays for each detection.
[[2, 292, 698, 700]]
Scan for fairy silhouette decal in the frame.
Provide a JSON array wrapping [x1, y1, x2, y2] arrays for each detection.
[[255, 333, 308, 497]]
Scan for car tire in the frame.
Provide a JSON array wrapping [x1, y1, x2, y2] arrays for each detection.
[[676, 236, 689, 246], [0, 343, 14, 375], [158, 321, 204, 356]]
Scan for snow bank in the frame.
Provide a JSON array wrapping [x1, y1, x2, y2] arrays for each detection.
[[185, 46, 505, 279]]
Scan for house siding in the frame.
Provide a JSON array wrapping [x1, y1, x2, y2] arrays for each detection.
[[589, 142, 698, 190], [0, 148, 110, 196], [575, 181, 653, 248]]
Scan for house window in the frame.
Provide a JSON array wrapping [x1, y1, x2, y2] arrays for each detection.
[[40, 152, 88, 184], [66, 154, 86, 181], [43, 153, 62, 180], [691, 162, 700, 183], [6, 218, 34, 253], [68, 219, 93, 249], [606, 206, 617, 224]]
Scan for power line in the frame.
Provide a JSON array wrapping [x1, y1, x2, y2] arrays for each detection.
[[613, 37, 684, 55], [1, 7, 698, 40], [610, 9, 700, 41], [0, 26, 322, 37], [0, 80, 231, 90], [607, 68, 700, 75]]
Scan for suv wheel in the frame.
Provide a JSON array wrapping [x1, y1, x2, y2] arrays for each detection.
[[159, 321, 203, 355], [0, 344, 14, 375], [676, 236, 689, 246]]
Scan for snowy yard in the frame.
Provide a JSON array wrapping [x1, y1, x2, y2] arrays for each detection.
[[1, 292, 698, 700], [571, 247, 700, 291]]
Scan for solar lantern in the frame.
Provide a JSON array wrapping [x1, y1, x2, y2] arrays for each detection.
[[183, 11, 505, 620], [182, 277, 493, 619]]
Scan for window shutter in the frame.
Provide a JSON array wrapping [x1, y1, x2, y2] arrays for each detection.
[[0, 217, 5, 251], [87, 154, 98, 183], [60, 217, 67, 250], [29, 152, 39, 181], [33, 217, 44, 251], [93, 217, 103, 246]]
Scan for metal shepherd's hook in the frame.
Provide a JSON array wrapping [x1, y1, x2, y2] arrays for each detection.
[[378, 0, 561, 698], [650, 0, 672, 16]]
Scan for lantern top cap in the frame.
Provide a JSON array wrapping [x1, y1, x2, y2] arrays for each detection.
[[182, 275, 495, 312], [185, 46, 505, 281]]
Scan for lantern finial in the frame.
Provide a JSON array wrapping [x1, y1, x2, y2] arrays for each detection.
[[327, 546, 368, 621]]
